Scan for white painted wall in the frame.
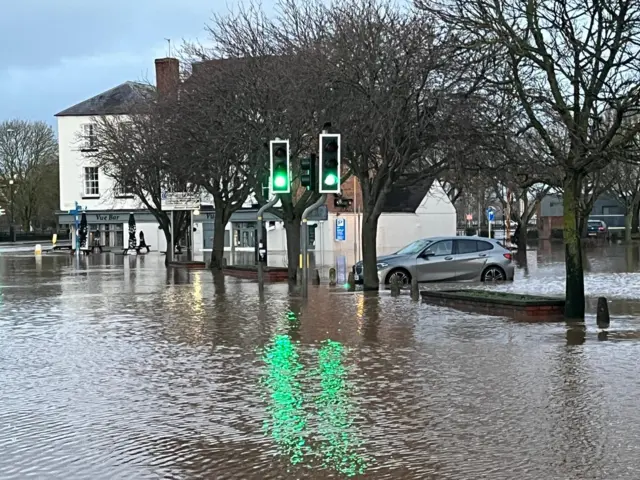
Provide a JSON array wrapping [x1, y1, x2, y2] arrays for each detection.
[[58, 115, 147, 212]]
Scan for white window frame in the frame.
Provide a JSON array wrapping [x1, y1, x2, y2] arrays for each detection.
[[83, 166, 100, 197], [81, 123, 97, 150], [114, 180, 134, 198]]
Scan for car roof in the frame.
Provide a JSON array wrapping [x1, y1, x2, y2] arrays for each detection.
[[423, 236, 504, 245]]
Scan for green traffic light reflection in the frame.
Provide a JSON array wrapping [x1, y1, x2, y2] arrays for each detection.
[[260, 311, 371, 476]]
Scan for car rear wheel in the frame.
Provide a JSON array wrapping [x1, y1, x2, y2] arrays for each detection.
[[481, 266, 506, 282], [385, 268, 411, 286]]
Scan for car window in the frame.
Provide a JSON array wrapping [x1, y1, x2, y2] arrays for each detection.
[[588, 220, 600, 226], [396, 239, 432, 255], [455, 239, 478, 254], [477, 241, 494, 252], [427, 240, 453, 256]]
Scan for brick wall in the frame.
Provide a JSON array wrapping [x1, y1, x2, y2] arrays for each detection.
[[326, 174, 363, 214]]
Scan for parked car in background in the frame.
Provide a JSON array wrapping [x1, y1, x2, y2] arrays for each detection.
[[587, 219, 608, 238], [352, 236, 515, 285]]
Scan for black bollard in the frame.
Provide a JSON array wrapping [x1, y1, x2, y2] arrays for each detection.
[[347, 272, 356, 292], [411, 276, 419, 301], [313, 269, 321, 285], [596, 297, 610, 329]]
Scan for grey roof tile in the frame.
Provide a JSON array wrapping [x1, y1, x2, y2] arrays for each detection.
[[55, 81, 155, 117]]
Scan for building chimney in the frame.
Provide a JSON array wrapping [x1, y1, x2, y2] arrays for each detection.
[[155, 58, 180, 97]]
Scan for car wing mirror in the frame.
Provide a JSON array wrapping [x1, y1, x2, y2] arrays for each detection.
[[422, 250, 434, 258]]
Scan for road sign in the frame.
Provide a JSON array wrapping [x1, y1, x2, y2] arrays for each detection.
[[335, 217, 346, 241], [486, 208, 495, 222], [161, 192, 201, 211]]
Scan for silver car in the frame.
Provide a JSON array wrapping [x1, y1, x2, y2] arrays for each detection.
[[353, 236, 515, 285]]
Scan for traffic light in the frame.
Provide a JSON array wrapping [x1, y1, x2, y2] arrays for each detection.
[[300, 154, 317, 191], [319, 133, 341, 194], [269, 140, 290, 194]]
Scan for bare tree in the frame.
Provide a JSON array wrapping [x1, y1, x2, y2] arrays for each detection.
[[0, 120, 58, 231], [184, 5, 329, 281], [425, 0, 640, 318], [87, 103, 193, 263], [169, 59, 268, 270], [308, 0, 490, 289]]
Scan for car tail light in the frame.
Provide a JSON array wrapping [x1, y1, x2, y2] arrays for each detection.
[[598, 226, 605, 231], [503, 253, 512, 262]]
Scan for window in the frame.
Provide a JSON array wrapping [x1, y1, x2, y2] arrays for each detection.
[[81, 123, 98, 150], [113, 179, 134, 197], [455, 239, 478, 254], [84, 167, 99, 196], [476, 241, 493, 252], [396, 239, 433, 255], [234, 222, 256, 248], [427, 240, 452, 256]]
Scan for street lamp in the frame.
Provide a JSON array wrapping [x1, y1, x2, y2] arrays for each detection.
[[8, 176, 16, 242]]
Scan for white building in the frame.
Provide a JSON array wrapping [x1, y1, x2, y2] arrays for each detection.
[[55, 57, 456, 266]]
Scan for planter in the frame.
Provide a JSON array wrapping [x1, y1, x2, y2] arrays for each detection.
[[223, 265, 289, 282], [420, 289, 565, 322], [169, 261, 207, 269]]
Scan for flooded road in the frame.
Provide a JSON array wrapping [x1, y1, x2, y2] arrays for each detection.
[[1, 244, 640, 479]]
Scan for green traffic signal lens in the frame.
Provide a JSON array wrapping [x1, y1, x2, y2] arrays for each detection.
[[274, 174, 287, 189], [324, 174, 338, 186]]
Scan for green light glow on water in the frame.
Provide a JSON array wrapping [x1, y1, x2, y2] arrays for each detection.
[[262, 332, 308, 464], [314, 340, 370, 476], [261, 311, 371, 475]]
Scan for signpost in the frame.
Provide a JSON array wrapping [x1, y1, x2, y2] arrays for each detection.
[[161, 191, 201, 262], [68, 201, 84, 253], [486, 207, 495, 238], [335, 217, 346, 242]]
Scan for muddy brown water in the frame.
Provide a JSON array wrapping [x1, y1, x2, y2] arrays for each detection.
[[1, 243, 640, 479]]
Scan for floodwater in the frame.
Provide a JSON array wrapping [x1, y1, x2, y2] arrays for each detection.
[[1, 242, 640, 479]]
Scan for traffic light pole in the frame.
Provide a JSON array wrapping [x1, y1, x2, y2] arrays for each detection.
[[257, 195, 279, 294], [301, 193, 327, 298]]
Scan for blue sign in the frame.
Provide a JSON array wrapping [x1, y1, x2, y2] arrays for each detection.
[[335, 217, 346, 241], [486, 207, 495, 222]]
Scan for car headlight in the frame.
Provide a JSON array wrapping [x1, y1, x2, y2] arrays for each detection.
[[376, 262, 389, 270]]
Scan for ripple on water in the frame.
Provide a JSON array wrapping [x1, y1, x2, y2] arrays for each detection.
[[0, 253, 640, 478]]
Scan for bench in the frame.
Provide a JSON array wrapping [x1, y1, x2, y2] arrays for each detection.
[[122, 244, 151, 255]]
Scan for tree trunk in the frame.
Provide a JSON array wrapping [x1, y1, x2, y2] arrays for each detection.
[[632, 202, 640, 234], [284, 220, 301, 282], [161, 224, 171, 267], [210, 212, 227, 270], [516, 220, 527, 252], [361, 213, 380, 290], [625, 207, 633, 243], [563, 174, 585, 319]]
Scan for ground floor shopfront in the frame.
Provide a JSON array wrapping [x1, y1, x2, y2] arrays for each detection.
[[56, 206, 329, 255]]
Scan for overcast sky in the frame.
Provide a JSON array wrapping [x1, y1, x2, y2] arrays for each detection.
[[0, 0, 239, 126]]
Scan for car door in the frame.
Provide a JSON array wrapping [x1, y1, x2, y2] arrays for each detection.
[[414, 240, 456, 282], [452, 239, 490, 280]]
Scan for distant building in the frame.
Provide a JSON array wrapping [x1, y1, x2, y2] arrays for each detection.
[[538, 193, 627, 238]]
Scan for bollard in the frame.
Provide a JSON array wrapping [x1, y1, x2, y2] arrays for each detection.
[[313, 269, 321, 285], [347, 272, 356, 292], [389, 277, 402, 296], [329, 267, 337, 286], [596, 297, 610, 329], [410, 276, 419, 301], [34, 244, 42, 256]]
